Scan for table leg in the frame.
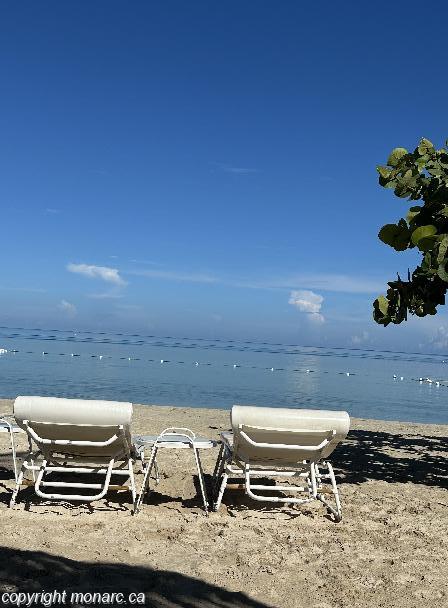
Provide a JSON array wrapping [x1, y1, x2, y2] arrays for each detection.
[[134, 444, 158, 514]]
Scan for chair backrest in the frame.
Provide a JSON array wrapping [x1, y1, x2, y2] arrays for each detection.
[[14, 396, 133, 458], [231, 405, 350, 465]]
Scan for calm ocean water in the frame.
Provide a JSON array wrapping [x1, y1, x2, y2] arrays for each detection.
[[0, 327, 447, 424]]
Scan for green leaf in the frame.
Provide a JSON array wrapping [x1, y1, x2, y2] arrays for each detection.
[[387, 147, 408, 167], [378, 220, 410, 251], [416, 235, 438, 252], [384, 179, 397, 189], [406, 206, 421, 224], [418, 138, 434, 155], [411, 225, 437, 246], [437, 262, 448, 282], [438, 235, 448, 264], [377, 166, 391, 179], [376, 295, 389, 315]]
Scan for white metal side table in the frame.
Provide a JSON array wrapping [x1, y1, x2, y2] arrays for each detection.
[[133, 428, 217, 515]]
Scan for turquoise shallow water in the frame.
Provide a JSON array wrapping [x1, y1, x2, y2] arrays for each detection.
[[0, 327, 447, 424]]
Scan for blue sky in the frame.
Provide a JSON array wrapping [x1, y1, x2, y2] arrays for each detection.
[[2, 1, 448, 351]]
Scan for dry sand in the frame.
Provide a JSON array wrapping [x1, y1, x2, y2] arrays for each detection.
[[0, 399, 447, 607]]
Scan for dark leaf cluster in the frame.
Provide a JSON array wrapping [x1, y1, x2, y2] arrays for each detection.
[[373, 138, 448, 325]]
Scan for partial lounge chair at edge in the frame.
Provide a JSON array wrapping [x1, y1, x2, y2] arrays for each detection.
[[212, 405, 350, 521], [9, 396, 137, 509], [0, 412, 24, 482]]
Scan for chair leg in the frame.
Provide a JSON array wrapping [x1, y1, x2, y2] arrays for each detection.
[[212, 444, 226, 496], [315, 461, 342, 522], [128, 459, 137, 506], [153, 457, 160, 484], [213, 471, 228, 511], [8, 427, 19, 483], [192, 447, 209, 515], [9, 463, 26, 508], [212, 443, 224, 481]]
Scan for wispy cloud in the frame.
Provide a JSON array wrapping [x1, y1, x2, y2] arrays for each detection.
[[130, 269, 218, 284], [89, 168, 109, 176], [210, 161, 259, 175], [289, 290, 325, 324], [130, 259, 161, 266], [351, 330, 370, 345], [67, 263, 126, 286], [58, 299, 77, 318], [115, 303, 143, 311], [256, 274, 385, 294], [428, 325, 448, 350], [1, 287, 47, 293], [88, 292, 124, 300], [45, 208, 61, 215], [130, 266, 385, 295]]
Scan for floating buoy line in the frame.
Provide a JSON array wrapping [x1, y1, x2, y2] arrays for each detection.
[[0, 347, 447, 388]]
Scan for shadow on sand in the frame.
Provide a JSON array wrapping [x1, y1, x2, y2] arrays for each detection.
[[333, 429, 448, 489], [0, 546, 272, 608]]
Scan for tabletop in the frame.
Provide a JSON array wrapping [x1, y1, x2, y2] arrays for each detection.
[[133, 433, 218, 450]]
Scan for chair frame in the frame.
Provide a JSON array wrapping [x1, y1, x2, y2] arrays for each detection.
[[0, 413, 23, 483], [212, 426, 343, 521], [9, 419, 136, 509]]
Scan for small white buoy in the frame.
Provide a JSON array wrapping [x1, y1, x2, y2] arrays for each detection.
[[436, 381, 440, 387], [427, 378, 433, 384], [393, 374, 397, 379], [419, 378, 424, 383], [233, 364, 238, 368], [42, 351, 47, 355], [346, 372, 350, 376], [71, 353, 74, 357], [99, 355, 103, 360], [160, 359, 164, 364], [195, 361, 199, 366], [128, 357, 131, 361], [306, 369, 310, 373], [400, 376, 404, 381], [270, 367, 274, 372]]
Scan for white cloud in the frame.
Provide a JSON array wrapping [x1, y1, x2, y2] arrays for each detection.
[[58, 299, 77, 318], [45, 208, 61, 214], [351, 330, 369, 345], [67, 263, 126, 286], [289, 290, 325, 323]]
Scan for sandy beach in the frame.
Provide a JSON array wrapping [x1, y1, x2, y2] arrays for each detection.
[[0, 399, 447, 608]]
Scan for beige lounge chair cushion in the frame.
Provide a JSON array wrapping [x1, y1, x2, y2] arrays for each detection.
[[14, 396, 133, 458], [231, 405, 349, 464]]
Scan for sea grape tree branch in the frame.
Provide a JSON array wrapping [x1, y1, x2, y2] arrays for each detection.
[[373, 138, 448, 325]]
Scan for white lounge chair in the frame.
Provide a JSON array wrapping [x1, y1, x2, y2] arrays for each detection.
[[213, 405, 350, 521], [9, 396, 137, 509]]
